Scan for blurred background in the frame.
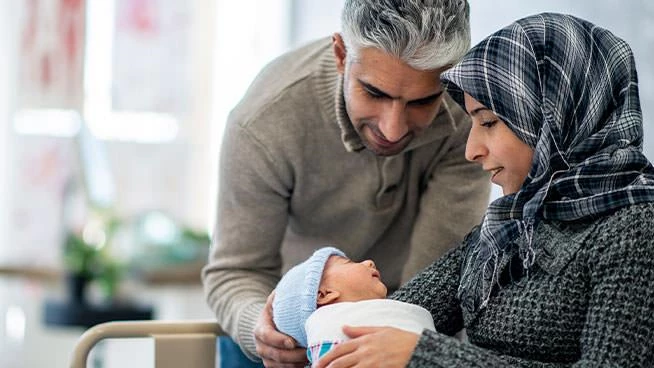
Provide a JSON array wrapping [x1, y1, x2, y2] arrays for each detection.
[[0, 0, 651, 367]]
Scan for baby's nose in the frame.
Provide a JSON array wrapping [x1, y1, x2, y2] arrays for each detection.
[[362, 259, 376, 269]]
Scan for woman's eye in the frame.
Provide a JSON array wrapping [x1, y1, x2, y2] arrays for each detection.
[[481, 120, 497, 128]]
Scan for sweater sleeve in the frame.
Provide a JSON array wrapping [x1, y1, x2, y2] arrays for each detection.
[[391, 244, 465, 336], [202, 116, 292, 361], [409, 331, 561, 367], [406, 208, 654, 367], [401, 97, 490, 282]]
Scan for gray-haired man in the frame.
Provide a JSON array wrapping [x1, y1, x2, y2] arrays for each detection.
[[202, 1, 489, 366]]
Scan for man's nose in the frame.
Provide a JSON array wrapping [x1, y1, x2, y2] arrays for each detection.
[[465, 126, 487, 162], [378, 101, 409, 142]]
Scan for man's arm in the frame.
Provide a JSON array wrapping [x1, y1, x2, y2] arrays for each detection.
[[202, 116, 291, 360], [401, 100, 489, 282]]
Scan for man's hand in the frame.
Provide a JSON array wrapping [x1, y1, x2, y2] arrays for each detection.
[[314, 326, 419, 368], [254, 291, 308, 367]]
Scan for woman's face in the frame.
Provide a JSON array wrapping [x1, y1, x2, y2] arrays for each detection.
[[464, 93, 534, 196]]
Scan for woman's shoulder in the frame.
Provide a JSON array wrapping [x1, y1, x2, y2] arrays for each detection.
[[540, 202, 654, 259], [595, 202, 654, 234], [550, 202, 654, 235], [534, 203, 653, 276], [584, 202, 654, 254]]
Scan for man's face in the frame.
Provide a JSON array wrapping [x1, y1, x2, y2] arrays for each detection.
[[333, 35, 447, 156]]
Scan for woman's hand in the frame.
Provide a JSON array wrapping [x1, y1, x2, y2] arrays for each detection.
[[314, 326, 420, 368], [254, 292, 308, 367]]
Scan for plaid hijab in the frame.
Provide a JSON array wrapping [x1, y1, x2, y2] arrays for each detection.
[[441, 13, 654, 318]]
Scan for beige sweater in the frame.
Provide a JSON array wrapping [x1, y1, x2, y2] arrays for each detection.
[[202, 37, 489, 360]]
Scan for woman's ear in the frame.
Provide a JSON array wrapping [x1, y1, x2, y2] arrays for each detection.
[[317, 287, 340, 306]]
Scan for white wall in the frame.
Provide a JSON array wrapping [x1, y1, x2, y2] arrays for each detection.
[[290, 0, 344, 46], [181, 0, 216, 230], [0, 4, 8, 261], [0, 1, 19, 262]]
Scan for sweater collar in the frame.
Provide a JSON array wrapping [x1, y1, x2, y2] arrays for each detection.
[[314, 43, 457, 154]]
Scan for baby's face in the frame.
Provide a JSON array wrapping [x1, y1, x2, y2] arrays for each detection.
[[319, 256, 388, 304]]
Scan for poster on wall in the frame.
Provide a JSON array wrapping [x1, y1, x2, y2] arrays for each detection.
[[9, 136, 78, 268], [18, 0, 85, 110], [112, 0, 192, 116]]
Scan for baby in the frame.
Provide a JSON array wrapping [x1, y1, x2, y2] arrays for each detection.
[[272, 247, 435, 366]]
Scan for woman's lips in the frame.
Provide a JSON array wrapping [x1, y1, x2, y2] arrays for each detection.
[[489, 167, 503, 183]]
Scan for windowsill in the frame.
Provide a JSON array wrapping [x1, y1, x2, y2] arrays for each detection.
[[0, 264, 60, 281], [0, 261, 205, 285]]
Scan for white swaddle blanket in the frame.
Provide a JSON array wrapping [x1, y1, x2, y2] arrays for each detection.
[[304, 299, 435, 365]]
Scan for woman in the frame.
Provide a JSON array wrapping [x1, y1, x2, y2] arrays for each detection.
[[315, 13, 654, 367]]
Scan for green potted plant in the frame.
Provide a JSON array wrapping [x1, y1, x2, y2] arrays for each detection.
[[62, 214, 123, 304]]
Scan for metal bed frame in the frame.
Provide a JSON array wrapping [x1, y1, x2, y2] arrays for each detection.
[[69, 320, 224, 368]]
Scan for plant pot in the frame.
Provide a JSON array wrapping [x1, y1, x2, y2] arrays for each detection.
[[66, 272, 91, 304]]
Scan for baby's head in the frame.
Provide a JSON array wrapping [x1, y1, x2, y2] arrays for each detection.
[[272, 246, 387, 346]]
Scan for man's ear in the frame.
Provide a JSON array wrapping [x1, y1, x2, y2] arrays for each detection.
[[317, 287, 341, 306], [332, 33, 347, 74]]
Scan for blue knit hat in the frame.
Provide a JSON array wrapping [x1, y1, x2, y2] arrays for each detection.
[[272, 246, 346, 347]]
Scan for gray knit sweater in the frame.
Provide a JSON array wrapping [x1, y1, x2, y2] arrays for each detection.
[[393, 203, 654, 367]]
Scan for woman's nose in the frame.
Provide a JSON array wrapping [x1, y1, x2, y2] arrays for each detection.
[[465, 125, 487, 163]]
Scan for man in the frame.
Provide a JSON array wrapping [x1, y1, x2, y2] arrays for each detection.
[[202, 0, 489, 366]]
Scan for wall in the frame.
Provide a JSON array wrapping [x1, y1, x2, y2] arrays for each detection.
[[0, 1, 19, 261], [0, 4, 8, 260], [101, 0, 217, 232], [180, 0, 216, 231], [290, 0, 344, 46]]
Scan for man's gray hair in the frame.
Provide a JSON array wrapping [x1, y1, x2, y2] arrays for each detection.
[[341, 0, 471, 70]]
